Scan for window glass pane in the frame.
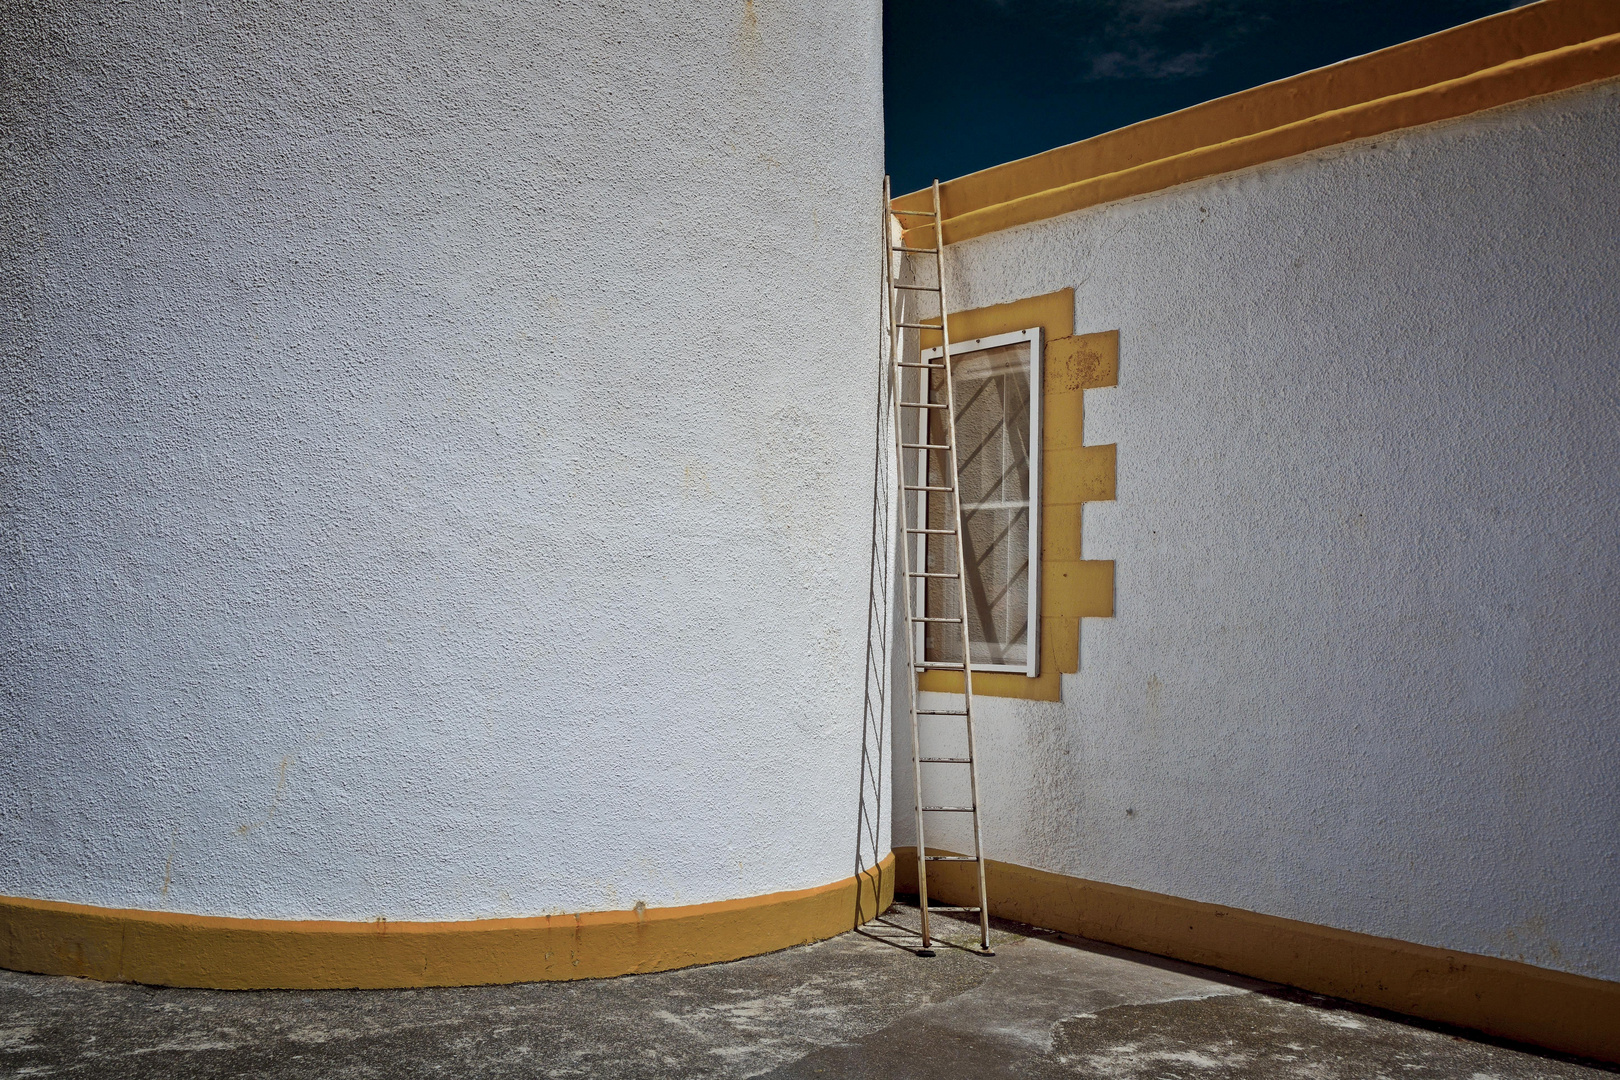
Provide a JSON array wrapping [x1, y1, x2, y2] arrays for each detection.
[[924, 340, 1033, 668]]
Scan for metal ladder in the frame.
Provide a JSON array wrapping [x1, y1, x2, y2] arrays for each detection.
[[882, 177, 992, 956]]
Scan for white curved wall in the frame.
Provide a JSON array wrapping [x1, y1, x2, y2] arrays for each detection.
[[1, 1, 886, 920], [903, 80, 1620, 980]]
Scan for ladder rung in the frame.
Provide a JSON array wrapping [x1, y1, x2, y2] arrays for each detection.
[[907, 572, 958, 578], [905, 528, 956, 534], [921, 905, 982, 912], [919, 757, 971, 763], [914, 617, 963, 623], [914, 662, 971, 671], [893, 283, 941, 292], [903, 484, 955, 492], [891, 209, 936, 217], [921, 805, 975, 812], [917, 709, 968, 715], [899, 401, 947, 409], [924, 855, 978, 861], [896, 321, 941, 330], [900, 443, 950, 450], [892, 245, 940, 254]]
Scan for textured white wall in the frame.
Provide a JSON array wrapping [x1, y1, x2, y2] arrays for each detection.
[[900, 80, 1620, 981], [1, 0, 887, 921]]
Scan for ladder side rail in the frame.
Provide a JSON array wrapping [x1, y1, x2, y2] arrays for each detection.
[[882, 177, 935, 950], [931, 179, 993, 953]]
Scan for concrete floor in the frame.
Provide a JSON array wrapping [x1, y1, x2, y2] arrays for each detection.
[[1, 902, 1612, 1079]]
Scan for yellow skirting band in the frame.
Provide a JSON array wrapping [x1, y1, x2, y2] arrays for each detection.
[[0, 854, 894, 990], [896, 849, 1619, 1064]]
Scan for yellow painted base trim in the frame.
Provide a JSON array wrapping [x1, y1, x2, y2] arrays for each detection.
[[895, 848, 1619, 1063], [895, 0, 1620, 245], [0, 854, 895, 990]]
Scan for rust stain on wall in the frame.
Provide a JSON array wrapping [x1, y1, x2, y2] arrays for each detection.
[[235, 756, 293, 836]]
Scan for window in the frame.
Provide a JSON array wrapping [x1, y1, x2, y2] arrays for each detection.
[[913, 327, 1043, 676]]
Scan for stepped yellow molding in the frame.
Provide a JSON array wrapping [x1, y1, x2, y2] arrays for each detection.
[[896, 849, 1620, 1064], [0, 854, 894, 990], [894, 0, 1620, 246], [917, 289, 1115, 702]]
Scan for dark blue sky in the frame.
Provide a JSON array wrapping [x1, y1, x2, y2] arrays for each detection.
[[884, 0, 1529, 195]]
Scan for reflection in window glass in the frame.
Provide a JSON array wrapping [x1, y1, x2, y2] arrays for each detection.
[[920, 333, 1040, 673]]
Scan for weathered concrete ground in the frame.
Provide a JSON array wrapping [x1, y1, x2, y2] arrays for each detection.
[[1, 901, 1611, 1079]]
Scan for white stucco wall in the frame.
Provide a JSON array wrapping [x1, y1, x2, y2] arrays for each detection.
[[899, 80, 1620, 981], [1, 0, 887, 921]]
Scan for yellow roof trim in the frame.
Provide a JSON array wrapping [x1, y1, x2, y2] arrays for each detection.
[[895, 0, 1620, 245]]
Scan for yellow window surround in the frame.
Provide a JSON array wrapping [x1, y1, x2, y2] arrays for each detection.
[[917, 288, 1116, 702]]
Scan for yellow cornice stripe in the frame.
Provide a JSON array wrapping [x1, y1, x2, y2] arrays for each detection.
[[937, 34, 1620, 245], [0, 854, 895, 990], [896, 0, 1620, 246], [895, 848, 1620, 1063], [897, 0, 1620, 217]]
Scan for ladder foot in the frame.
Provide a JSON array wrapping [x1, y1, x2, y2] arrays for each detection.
[[915, 948, 937, 958]]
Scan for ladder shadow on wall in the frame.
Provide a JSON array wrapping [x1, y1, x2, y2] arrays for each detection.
[[852, 255, 899, 929]]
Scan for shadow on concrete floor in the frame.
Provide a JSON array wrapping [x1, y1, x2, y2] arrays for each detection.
[[0, 899, 1612, 1079]]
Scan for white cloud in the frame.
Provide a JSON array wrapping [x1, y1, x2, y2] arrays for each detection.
[[1088, 44, 1218, 80]]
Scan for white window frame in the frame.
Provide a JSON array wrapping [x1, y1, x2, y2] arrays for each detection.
[[915, 326, 1043, 677]]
